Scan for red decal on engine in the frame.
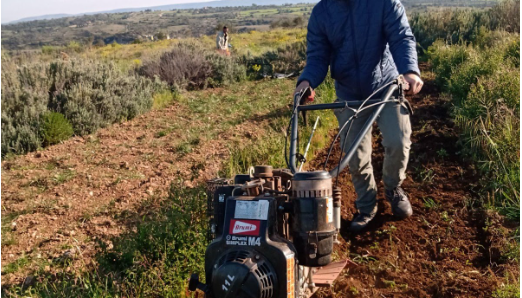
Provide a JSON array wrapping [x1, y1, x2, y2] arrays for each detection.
[[229, 219, 261, 236]]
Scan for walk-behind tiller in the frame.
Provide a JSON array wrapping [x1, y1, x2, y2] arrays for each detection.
[[188, 76, 411, 298]]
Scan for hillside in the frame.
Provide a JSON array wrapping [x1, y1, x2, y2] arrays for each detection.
[[4, 0, 319, 24], [1, 0, 499, 50]]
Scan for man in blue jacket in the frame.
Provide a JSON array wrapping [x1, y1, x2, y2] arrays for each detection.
[[295, 0, 423, 232]]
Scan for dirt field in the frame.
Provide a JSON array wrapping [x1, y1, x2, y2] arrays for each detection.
[[0, 79, 296, 288], [310, 71, 519, 297], [1, 68, 518, 296]]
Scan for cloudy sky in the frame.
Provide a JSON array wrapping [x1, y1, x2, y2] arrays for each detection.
[[2, 0, 212, 23]]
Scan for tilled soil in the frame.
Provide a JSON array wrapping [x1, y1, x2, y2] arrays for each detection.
[[1, 69, 518, 297], [309, 73, 518, 297], [0, 79, 295, 287]]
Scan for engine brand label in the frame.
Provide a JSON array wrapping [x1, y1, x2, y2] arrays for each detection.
[[234, 200, 269, 220], [225, 235, 261, 246], [229, 219, 260, 236]]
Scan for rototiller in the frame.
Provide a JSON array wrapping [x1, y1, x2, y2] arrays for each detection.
[[188, 76, 410, 298]]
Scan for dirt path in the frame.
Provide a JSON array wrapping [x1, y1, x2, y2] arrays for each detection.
[[309, 72, 518, 297]]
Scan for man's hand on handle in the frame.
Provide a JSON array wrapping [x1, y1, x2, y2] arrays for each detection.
[[295, 74, 422, 100], [403, 73, 423, 95], [294, 80, 315, 103]]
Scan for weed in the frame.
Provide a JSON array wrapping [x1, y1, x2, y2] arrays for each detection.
[[27, 177, 49, 191], [41, 112, 74, 146], [175, 141, 194, 156], [492, 273, 520, 298], [423, 197, 440, 210], [350, 253, 377, 264], [416, 166, 436, 185], [436, 148, 448, 159], [441, 211, 451, 222], [53, 169, 76, 184], [501, 230, 520, 262], [349, 286, 359, 295], [155, 130, 168, 138], [382, 279, 396, 289], [152, 90, 177, 110], [2, 255, 29, 275]]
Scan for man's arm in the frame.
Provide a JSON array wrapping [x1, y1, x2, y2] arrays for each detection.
[[383, 0, 420, 76], [296, 6, 331, 92]]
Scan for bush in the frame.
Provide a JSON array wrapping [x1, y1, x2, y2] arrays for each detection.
[[1, 58, 164, 156], [268, 41, 306, 74], [427, 41, 473, 87], [240, 41, 306, 79], [455, 69, 519, 219], [447, 47, 504, 100], [270, 16, 305, 29], [41, 112, 74, 145], [139, 43, 246, 89], [138, 43, 212, 90], [411, 0, 520, 52], [206, 54, 247, 87], [428, 36, 520, 220]]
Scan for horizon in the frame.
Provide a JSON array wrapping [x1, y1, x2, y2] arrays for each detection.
[[1, 0, 217, 24]]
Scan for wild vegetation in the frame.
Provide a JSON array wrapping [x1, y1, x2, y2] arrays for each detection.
[[1, 0, 499, 51], [1, 0, 519, 297], [413, 0, 520, 221], [1, 58, 165, 156], [411, 0, 519, 51]]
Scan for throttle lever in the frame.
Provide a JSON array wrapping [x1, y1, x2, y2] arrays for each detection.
[[397, 75, 414, 115], [296, 86, 314, 126]]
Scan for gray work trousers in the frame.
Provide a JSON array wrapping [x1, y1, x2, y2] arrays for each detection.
[[334, 102, 412, 215]]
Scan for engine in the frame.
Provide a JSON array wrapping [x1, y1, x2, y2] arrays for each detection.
[[189, 165, 342, 298]]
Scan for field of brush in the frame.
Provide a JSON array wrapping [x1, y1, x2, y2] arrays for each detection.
[[1, 0, 499, 50], [1, 1, 520, 297]]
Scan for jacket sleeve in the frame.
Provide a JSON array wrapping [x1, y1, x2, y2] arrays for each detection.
[[297, 6, 331, 88], [383, 0, 420, 77]]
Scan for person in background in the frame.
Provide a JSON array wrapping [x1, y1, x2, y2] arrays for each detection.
[[216, 26, 230, 56], [294, 0, 424, 232]]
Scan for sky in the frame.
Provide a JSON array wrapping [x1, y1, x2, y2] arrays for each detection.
[[1, 0, 213, 23]]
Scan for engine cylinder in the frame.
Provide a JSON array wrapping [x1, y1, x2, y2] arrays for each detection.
[[291, 171, 335, 267]]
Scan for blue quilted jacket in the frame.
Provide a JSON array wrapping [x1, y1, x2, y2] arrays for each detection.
[[298, 0, 420, 101]]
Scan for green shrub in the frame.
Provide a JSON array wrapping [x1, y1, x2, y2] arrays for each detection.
[[1, 58, 164, 156], [411, 0, 520, 52], [448, 48, 504, 101], [268, 41, 307, 74], [41, 112, 74, 145], [66, 41, 83, 53], [152, 89, 178, 109], [455, 69, 520, 218], [41, 45, 58, 55], [504, 39, 520, 67], [429, 35, 520, 220], [1, 61, 49, 155], [206, 54, 247, 87], [240, 40, 307, 79], [427, 41, 473, 87]]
